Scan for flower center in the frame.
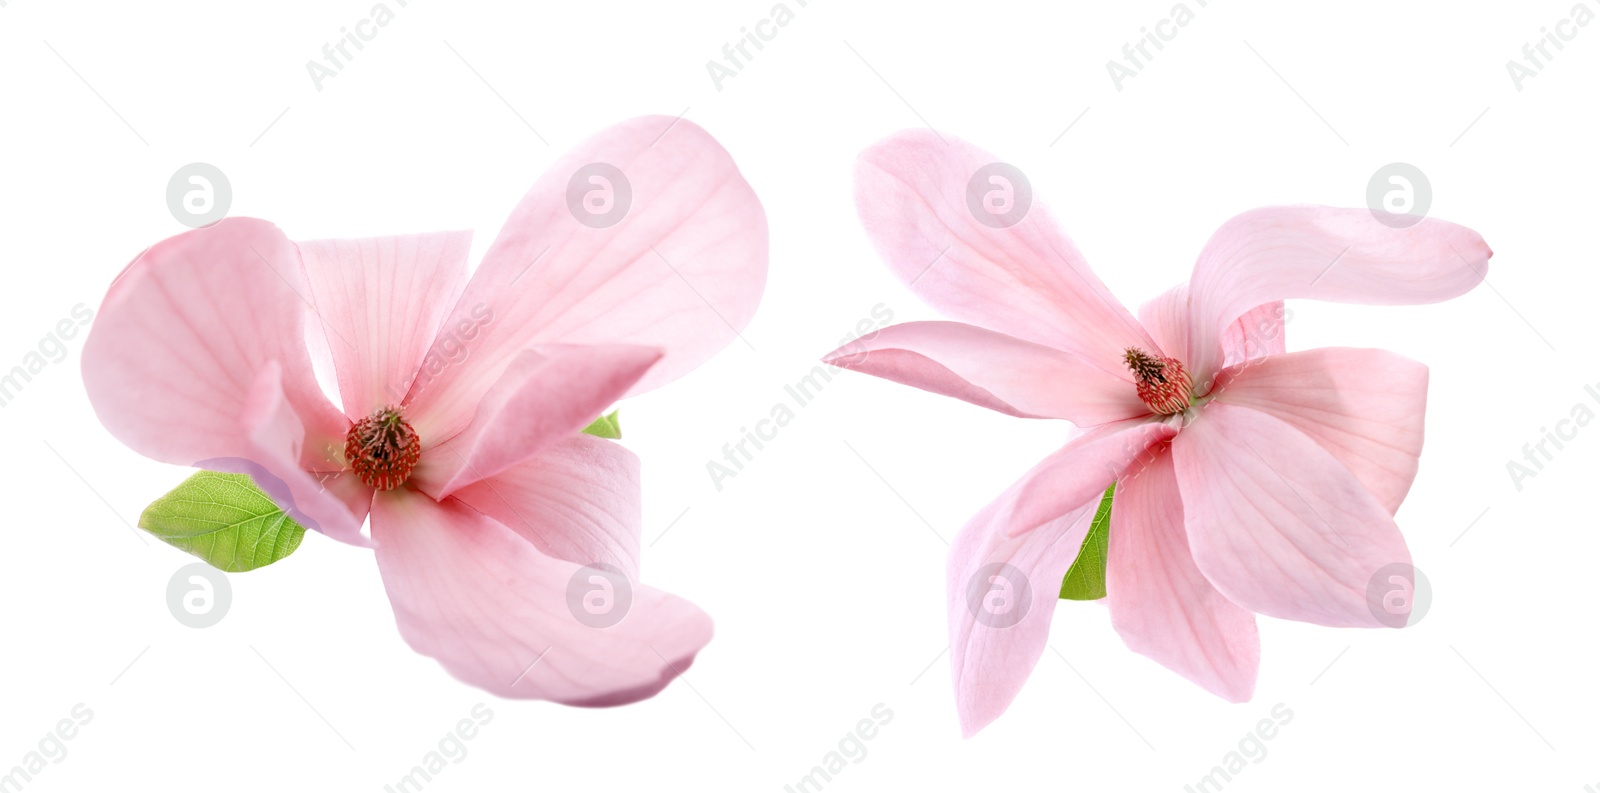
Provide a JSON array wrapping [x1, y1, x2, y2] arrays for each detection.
[[345, 406, 421, 491], [1123, 347, 1193, 416]]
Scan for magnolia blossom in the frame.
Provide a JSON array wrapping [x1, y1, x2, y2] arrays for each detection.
[[825, 130, 1490, 736], [83, 116, 768, 705]]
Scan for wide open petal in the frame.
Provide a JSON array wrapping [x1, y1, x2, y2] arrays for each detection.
[[822, 321, 1147, 425], [372, 487, 711, 706], [947, 419, 1175, 737], [197, 363, 371, 546], [451, 434, 642, 580], [298, 232, 472, 419], [405, 116, 767, 440], [1209, 348, 1427, 515], [1106, 451, 1258, 702], [82, 218, 348, 471], [409, 344, 661, 500], [1172, 402, 1411, 628], [1183, 206, 1489, 385], [855, 129, 1155, 366]]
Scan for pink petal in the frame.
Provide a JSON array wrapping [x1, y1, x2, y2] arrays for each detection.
[[1210, 347, 1427, 514], [403, 116, 768, 437], [1004, 419, 1178, 538], [1106, 451, 1258, 701], [198, 363, 371, 546], [371, 487, 711, 705], [450, 434, 642, 580], [1172, 402, 1411, 627], [855, 129, 1155, 365], [947, 419, 1175, 737], [822, 321, 1147, 424], [82, 218, 348, 472], [1137, 285, 1190, 361], [1184, 206, 1490, 385], [1140, 286, 1284, 369], [409, 344, 661, 500], [297, 232, 472, 419], [1220, 302, 1287, 367], [948, 493, 1095, 738]]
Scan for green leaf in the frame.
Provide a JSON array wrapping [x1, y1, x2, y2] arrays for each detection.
[[581, 410, 622, 439], [138, 471, 307, 572], [1059, 482, 1116, 601]]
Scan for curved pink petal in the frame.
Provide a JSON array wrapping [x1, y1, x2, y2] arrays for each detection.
[[1172, 402, 1411, 627], [1220, 301, 1287, 367], [855, 129, 1154, 365], [1106, 451, 1258, 701], [822, 321, 1147, 424], [1140, 286, 1284, 370], [371, 487, 711, 706], [297, 232, 472, 419], [198, 363, 371, 546], [82, 218, 348, 472], [1137, 285, 1190, 361], [1210, 347, 1427, 514], [947, 419, 1175, 737], [404, 116, 768, 439], [409, 344, 661, 500], [1004, 419, 1177, 538], [1184, 206, 1490, 385], [451, 434, 642, 580]]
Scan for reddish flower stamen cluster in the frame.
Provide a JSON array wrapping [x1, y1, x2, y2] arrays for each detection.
[[345, 406, 421, 491], [1124, 347, 1193, 416]]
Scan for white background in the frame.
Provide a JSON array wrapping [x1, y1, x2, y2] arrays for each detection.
[[1, 1, 1596, 791]]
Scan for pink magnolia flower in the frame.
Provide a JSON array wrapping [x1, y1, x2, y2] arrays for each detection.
[[825, 130, 1490, 736], [83, 116, 767, 706]]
